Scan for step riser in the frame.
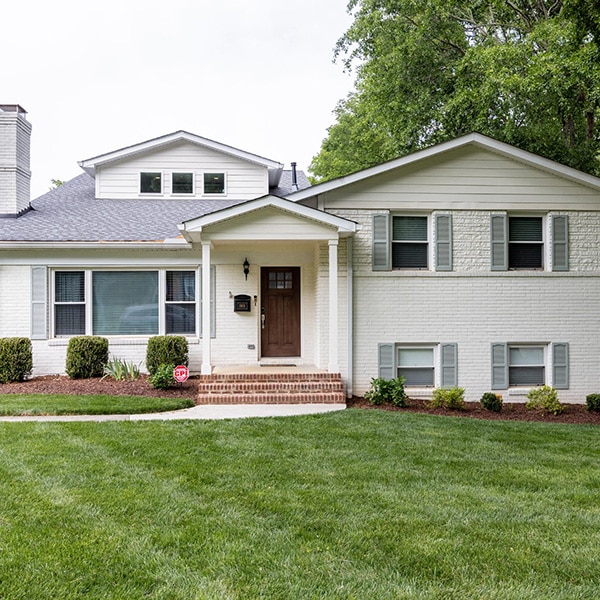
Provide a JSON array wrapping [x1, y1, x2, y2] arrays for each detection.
[[196, 392, 347, 405], [196, 372, 345, 404]]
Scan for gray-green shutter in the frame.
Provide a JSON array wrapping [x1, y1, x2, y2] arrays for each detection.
[[31, 266, 48, 340], [435, 214, 452, 271], [378, 343, 395, 379], [490, 215, 508, 271], [440, 343, 457, 387], [552, 215, 569, 271], [491, 343, 508, 389], [198, 265, 216, 338], [372, 214, 390, 271], [553, 343, 569, 389]]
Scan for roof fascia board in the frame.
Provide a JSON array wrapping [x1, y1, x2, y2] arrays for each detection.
[[78, 130, 284, 175], [0, 241, 191, 250], [287, 133, 600, 201]]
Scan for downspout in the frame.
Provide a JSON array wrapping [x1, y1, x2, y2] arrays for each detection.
[[346, 236, 353, 398]]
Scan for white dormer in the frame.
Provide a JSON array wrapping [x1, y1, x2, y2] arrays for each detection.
[[78, 131, 284, 201]]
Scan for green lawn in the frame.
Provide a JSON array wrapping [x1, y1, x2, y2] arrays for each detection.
[[0, 394, 194, 416], [0, 410, 598, 599]]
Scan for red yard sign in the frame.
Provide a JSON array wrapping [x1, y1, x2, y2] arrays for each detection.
[[173, 365, 189, 383]]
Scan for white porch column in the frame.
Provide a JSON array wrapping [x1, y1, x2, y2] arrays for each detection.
[[201, 241, 212, 375], [328, 239, 339, 373]]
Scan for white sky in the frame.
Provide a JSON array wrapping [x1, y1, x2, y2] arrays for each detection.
[[2, 0, 355, 199]]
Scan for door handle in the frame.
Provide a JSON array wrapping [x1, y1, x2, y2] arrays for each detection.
[[261, 313, 266, 329]]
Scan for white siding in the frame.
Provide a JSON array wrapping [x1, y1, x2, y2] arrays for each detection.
[[95, 141, 269, 200], [323, 146, 600, 211]]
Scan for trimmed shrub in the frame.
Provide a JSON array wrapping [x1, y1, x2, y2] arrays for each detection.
[[525, 385, 563, 415], [481, 392, 503, 413], [146, 336, 188, 376], [66, 336, 109, 379], [149, 363, 176, 389], [0, 337, 33, 383], [364, 377, 407, 407], [586, 394, 600, 412], [430, 387, 465, 410]]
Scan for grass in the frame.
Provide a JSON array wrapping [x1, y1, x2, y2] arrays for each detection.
[[0, 409, 598, 599], [0, 393, 194, 415]]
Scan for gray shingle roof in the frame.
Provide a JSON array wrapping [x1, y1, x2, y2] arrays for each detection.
[[0, 169, 311, 242]]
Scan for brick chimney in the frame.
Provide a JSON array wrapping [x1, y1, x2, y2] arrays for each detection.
[[0, 105, 32, 217]]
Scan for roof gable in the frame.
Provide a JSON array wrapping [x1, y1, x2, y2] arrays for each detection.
[[79, 130, 284, 187], [288, 133, 600, 203], [178, 195, 357, 243]]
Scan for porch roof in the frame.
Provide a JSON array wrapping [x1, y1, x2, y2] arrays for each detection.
[[178, 195, 358, 243]]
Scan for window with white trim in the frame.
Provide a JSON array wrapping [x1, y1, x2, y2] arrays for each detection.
[[140, 172, 162, 194], [377, 343, 458, 388], [53, 270, 198, 337], [203, 172, 225, 195], [509, 217, 543, 269], [172, 172, 194, 194], [372, 214, 452, 271], [491, 342, 569, 389], [491, 215, 568, 271], [392, 216, 428, 269]]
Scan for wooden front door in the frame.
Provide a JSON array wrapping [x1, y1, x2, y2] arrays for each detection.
[[261, 267, 301, 357]]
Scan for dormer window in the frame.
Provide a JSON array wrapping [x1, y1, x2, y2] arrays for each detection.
[[203, 172, 225, 195], [172, 172, 194, 194], [140, 172, 162, 194]]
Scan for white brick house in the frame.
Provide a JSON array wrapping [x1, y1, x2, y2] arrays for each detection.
[[2, 104, 600, 402]]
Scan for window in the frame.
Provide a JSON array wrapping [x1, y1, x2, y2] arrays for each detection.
[[53, 270, 198, 337], [491, 343, 569, 389], [172, 172, 194, 194], [397, 347, 434, 386], [55, 271, 85, 336], [509, 217, 543, 269], [392, 216, 428, 269], [491, 214, 568, 271], [378, 343, 457, 387], [140, 172, 162, 194], [509, 346, 545, 386], [203, 172, 225, 194], [372, 214, 451, 271], [166, 271, 196, 334]]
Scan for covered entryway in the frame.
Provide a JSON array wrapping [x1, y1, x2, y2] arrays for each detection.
[[177, 195, 357, 376], [261, 267, 301, 357]]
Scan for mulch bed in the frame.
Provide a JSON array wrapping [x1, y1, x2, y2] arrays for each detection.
[[0, 376, 598, 424], [347, 396, 600, 425]]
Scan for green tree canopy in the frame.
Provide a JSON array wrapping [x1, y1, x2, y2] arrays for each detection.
[[310, 0, 600, 182]]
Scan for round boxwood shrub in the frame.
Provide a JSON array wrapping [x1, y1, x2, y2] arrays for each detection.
[[480, 392, 503, 412], [586, 394, 600, 412], [146, 336, 188, 376], [0, 337, 33, 383], [66, 336, 109, 379]]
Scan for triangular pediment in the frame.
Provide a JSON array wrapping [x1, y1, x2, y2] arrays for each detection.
[[178, 195, 357, 243]]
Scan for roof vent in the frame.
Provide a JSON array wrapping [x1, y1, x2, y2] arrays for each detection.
[[291, 162, 298, 191]]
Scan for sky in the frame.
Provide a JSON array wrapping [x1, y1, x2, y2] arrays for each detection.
[[2, 0, 355, 199]]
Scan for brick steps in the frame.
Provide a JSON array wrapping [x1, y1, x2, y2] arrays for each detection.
[[196, 372, 345, 404]]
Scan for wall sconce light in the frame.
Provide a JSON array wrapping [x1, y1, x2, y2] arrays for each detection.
[[243, 258, 250, 280]]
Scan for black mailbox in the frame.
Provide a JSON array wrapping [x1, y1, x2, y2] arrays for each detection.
[[234, 294, 251, 312]]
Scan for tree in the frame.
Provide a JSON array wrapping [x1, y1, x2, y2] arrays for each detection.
[[310, 0, 600, 182], [49, 178, 65, 190]]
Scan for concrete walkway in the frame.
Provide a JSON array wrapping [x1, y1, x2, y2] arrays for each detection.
[[0, 403, 347, 423]]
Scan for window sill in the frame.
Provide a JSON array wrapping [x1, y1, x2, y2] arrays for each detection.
[[49, 337, 201, 346]]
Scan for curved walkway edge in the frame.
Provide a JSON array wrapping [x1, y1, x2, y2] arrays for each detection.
[[0, 403, 347, 423]]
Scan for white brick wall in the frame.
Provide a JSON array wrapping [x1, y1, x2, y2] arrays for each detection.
[[332, 208, 600, 403]]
